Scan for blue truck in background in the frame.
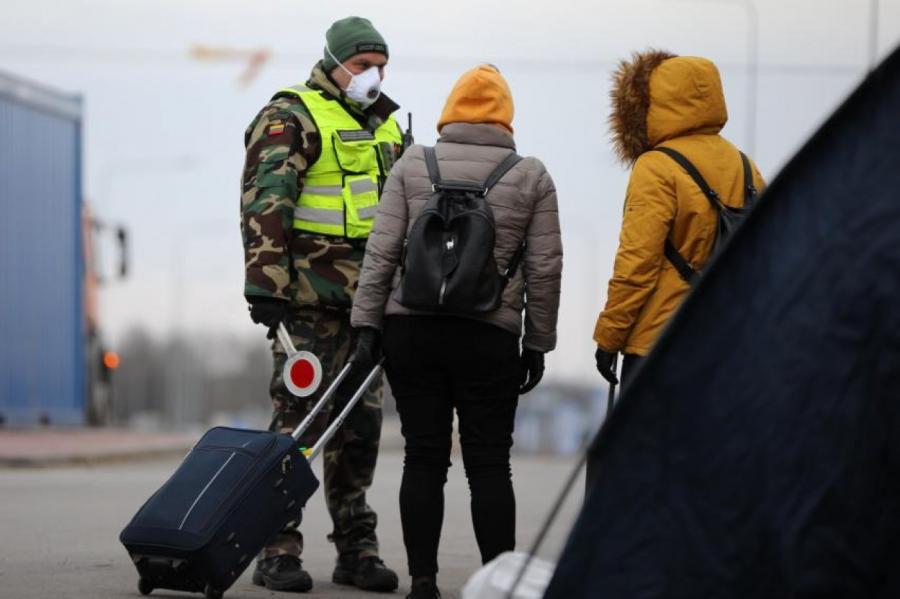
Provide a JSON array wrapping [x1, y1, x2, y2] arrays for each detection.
[[0, 70, 124, 426]]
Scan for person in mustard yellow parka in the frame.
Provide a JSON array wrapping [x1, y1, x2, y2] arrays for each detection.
[[594, 50, 766, 386]]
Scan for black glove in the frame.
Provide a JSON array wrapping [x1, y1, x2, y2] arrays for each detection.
[[519, 349, 545, 394], [595, 347, 619, 385], [247, 296, 288, 340], [348, 327, 382, 371]]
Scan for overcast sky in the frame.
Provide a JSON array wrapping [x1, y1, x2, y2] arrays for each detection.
[[2, 0, 899, 384]]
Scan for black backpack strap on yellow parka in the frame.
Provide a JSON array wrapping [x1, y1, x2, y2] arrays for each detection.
[[740, 151, 758, 203], [653, 146, 753, 285], [663, 237, 700, 285]]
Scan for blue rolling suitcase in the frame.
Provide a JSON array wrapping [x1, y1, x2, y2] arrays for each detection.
[[119, 357, 382, 599]]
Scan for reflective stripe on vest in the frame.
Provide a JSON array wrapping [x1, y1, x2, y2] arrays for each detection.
[[279, 85, 403, 238]]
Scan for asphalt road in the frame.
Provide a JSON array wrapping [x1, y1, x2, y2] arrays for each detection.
[[0, 449, 584, 599]]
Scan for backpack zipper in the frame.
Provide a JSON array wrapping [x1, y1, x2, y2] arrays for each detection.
[[438, 236, 455, 305]]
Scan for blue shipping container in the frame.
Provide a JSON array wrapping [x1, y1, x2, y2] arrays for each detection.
[[0, 71, 85, 425]]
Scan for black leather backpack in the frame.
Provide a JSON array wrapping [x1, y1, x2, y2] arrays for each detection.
[[394, 146, 524, 314]]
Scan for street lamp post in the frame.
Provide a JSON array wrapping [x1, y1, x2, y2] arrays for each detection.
[[167, 221, 236, 428], [95, 157, 201, 427], [869, 0, 880, 70], [741, 0, 759, 156]]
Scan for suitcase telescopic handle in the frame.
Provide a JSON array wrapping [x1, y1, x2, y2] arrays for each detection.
[[290, 362, 353, 441], [306, 361, 384, 461]]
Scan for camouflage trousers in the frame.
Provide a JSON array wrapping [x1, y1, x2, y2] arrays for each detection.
[[262, 307, 384, 560]]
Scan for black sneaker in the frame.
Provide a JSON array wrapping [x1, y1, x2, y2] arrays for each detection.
[[332, 555, 399, 592], [406, 580, 441, 599], [252, 555, 313, 592]]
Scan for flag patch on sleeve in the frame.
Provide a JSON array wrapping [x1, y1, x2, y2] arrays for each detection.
[[267, 122, 286, 136]]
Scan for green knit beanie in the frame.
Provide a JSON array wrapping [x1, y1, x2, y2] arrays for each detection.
[[322, 17, 388, 72]]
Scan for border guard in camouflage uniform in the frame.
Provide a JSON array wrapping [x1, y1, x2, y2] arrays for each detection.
[[240, 16, 403, 594]]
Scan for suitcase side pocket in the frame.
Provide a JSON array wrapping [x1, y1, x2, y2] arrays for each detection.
[[133, 448, 254, 535]]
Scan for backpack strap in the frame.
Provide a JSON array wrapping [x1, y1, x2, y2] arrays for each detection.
[[654, 147, 725, 210], [653, 147, 754, 285], [484, 152, 525, 280], [739, 151, 757, 203], [664, 240, 699, 285], [424, 146, 442, 188], [502, 242, 527, 281], [482, 152, 523, 196], [653, 147, 719, 285]]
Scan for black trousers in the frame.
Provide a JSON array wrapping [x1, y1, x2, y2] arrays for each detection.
[[586, 353, 645, 493], [620, 353, 644, 388], [382, 315, 521, 577]]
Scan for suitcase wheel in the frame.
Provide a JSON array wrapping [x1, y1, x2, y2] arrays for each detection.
[[204, 584, 223, 599], [137, 578, 153, 596]]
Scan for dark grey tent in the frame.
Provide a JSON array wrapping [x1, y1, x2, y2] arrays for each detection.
[[545, 45, 900, 599]]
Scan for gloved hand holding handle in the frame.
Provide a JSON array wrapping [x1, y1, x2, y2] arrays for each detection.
[[348, 326, 382, 370], [595, 347, 619, 385]]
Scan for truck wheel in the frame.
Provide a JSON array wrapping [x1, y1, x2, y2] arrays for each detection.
[[138, 578, 153, 595], [204, 584, 223, 599]]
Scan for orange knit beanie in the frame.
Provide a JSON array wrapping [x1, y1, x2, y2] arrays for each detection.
[[437, 64, 514, 133]]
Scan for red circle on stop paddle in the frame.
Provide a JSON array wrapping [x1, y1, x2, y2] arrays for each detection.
[[290, 359, 316, 389], [282, 351, 322, 397]]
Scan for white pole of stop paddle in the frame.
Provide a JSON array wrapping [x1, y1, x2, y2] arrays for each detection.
[[291, 362, 354, 441], [308, 362, 383, 461], [277, 322, 297, 356]]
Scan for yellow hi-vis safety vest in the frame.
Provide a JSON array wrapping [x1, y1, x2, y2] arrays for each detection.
[[279, 85, 403, 238]]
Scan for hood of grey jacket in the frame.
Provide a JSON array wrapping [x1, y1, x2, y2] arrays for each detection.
[[438, 122, 516, 150]]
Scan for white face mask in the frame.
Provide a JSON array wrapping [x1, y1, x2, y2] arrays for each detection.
[[326, 45, 382, 109]]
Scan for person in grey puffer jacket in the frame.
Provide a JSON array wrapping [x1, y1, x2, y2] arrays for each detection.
[[348, 64, 562, 599]]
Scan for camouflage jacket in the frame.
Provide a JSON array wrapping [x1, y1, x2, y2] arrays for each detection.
[[241, 62, 402, 308]]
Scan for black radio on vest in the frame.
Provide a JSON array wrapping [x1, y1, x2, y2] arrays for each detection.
[[394, 146, 524, 314]]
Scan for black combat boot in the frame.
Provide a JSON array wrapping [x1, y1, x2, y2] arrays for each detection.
[[252, 555, 313, 592], [406, 579, 441, 599], [332, 554, 399, 592]]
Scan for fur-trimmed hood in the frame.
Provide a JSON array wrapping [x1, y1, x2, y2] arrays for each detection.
[[609, 50, 728, 164]]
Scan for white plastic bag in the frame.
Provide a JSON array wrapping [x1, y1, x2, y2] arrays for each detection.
[[461, 551, 555, 599]]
